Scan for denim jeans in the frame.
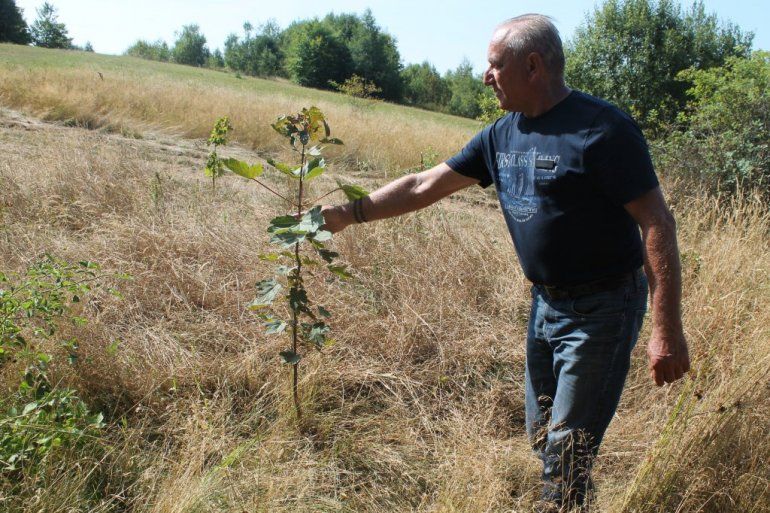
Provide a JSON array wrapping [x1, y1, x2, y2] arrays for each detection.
[[525, 270, 648, 509]]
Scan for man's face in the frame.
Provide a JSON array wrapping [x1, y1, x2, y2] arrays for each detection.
[[484, 34, 529, 112]]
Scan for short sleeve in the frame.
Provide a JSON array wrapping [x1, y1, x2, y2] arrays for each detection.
[[445, 129, 494, 188], [584, 108, 659, 205]]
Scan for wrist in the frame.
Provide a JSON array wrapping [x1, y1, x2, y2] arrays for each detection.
[[336, 203, 358, 230]]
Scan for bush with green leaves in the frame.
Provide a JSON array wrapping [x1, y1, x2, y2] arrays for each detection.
[[0, 257, 119, 473], [125, 39, 171, 62], [204, 116, 233, 190], [329, 74, 382, 99], [445, 59, 486, 119], [476, 88, 506, 125], [172, 24, 210, 67], [401, 61, 451, 112], [565, 0, 752, 129], [203, 108, 367, 418], [654, 52, 770, 196]]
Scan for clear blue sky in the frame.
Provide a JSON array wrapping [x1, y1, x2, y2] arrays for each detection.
[[16, 0, 769, 74]]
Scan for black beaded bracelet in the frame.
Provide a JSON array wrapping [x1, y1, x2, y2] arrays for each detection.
[[353, 198, 368, 223]]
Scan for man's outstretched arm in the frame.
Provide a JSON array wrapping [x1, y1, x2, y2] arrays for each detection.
[[321, 163, 479, 233], [624, 186, 690, 386]]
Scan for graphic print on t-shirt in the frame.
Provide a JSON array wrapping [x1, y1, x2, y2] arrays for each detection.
[[496, 147, 559, 222]]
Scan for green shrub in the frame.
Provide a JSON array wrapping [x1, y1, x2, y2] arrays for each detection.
[[0, 256, 118, 473], [655, 52, 770, 195]]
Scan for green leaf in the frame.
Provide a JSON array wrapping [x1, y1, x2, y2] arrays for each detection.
[[320, 137, 344, 145], [276, 265, 295, 276], [106, 339, 120, 355], [336, 180, 369, 200], [297, 206, 324, 233], [317, 248, 339, 263], [258, 253, 284, 262], [289, 287, 310, 314], [318, 306, 332, 318], [249, 279, 282, 309], [72, 316, 88, 326], [300, 256, 320, 266], [270, 231, 306, 248], [267, 158, 298, 178], [310, 230, 332, 242], [305, 321, 331, 348], [268, 215, 301, 232], [328, 264, 352, 279], [223, 158, 264, 179], [265, 320, 287, 334], [279, 350, 301, 365], [22, 402, 38, 415], [305, 165, 326, 180], [107, 288, 124, 299], [91, 412, 104, 427], [302, 157, 325, 180], [271, 116, 296, 137]]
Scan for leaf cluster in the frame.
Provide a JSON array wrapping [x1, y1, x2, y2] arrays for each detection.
[[204, 116, 233, 186], [654, 51, 770, 196], [0, 256, 122, 473]]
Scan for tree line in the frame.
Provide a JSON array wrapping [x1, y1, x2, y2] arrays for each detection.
[[122, 10, 489, 119], [1, 0, 767, 193], [0, 1, 92, 51]]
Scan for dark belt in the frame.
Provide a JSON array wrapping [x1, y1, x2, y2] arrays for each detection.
[[536, 268, 642, 300]]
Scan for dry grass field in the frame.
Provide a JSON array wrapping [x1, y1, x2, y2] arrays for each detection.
[[0, 45, 768, 512]]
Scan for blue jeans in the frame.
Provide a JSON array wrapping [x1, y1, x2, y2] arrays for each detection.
[[525, 270, 648, 509]]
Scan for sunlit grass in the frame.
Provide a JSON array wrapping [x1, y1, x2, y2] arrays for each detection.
[[0, 44, 768, 513]]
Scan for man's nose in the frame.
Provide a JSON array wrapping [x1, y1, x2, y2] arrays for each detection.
[[483, 68, 494, 85]]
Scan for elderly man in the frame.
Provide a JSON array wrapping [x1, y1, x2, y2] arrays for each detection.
[[322, 14, 689, 512]]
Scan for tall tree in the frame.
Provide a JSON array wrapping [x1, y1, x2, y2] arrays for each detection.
[[285, 21, 351, 89], [0, 0, 31, 44], [326, 10, 403, 101], [171, 24, 209, 67], [225, 20, 284, 77], [565, 0, 753, 128], [445, 59, 485, 119], [401, 61, 450, 110], [29, 1, 72, 49]]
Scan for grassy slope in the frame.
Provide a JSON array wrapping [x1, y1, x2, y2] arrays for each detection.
[[0, 45, 768, 513], [0, 44, 478, 173]]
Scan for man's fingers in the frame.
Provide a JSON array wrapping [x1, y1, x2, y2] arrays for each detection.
[[651, 368, 664, 386], [662, 366, 677, 384]]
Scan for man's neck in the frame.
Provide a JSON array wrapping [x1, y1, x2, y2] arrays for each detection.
[[521, 82, 572, 119]]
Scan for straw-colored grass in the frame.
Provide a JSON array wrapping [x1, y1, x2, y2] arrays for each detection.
[[0, 46, 768, 512]]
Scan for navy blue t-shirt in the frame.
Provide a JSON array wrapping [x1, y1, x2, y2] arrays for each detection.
[[446, 90, 658, 286]]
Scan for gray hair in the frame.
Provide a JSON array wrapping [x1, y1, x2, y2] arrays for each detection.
[[496, 14, 565, 74]]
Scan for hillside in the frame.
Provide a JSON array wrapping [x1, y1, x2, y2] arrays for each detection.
[[0, 46, 768, 513]]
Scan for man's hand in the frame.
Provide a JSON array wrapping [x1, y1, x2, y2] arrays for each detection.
[[320, 204, 353, 234], [647, 329, 690, 386]]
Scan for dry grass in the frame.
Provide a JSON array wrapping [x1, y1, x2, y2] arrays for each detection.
[[0, 44, 477, 174], [0, 47, 768, 513]]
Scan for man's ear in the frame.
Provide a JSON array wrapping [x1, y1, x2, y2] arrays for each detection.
[[526, 52, 542, 79]]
